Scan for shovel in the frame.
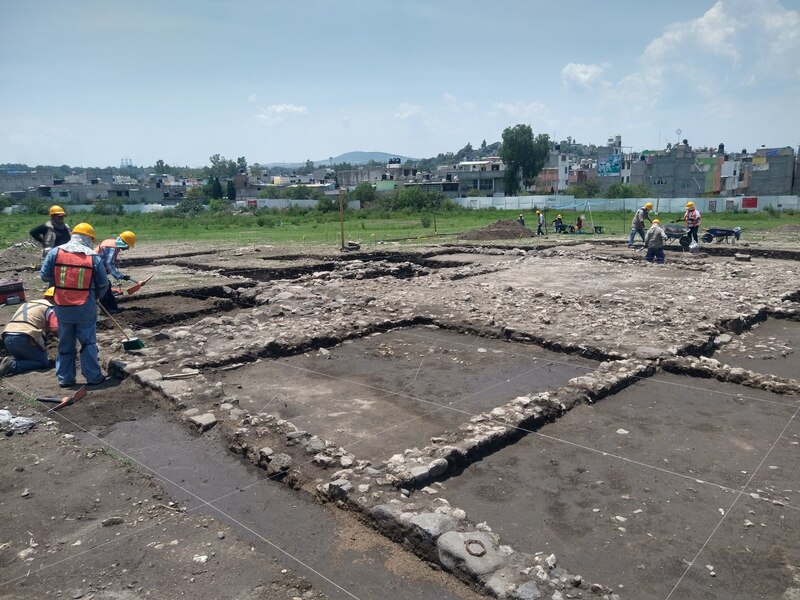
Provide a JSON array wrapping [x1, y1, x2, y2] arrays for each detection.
[[36, 385, 87, 412], [97, 302, 145, 351], [125, 273, 155, 296]]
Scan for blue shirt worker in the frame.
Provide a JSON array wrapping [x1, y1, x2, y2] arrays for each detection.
[[0, 288, 59, 378], [40, 222, 109, 388], [628, 202, 653, 247], [95, 230, 137, 314]]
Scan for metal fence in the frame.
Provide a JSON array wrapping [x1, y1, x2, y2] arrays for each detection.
[[452, 195, 799, 213]]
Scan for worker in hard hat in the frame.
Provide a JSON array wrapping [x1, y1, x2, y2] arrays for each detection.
[[552, 213, 566, 233], [643, 219, 668, 264], [516, 213, 525, 227], [40, 222, 109, 388], [29, 205, 71, 259], [628, 202, 654, 247], [95, 231, 137, 314], [535, 210, 545, 236], [0, 288, 59, 378], [683, 201, 701, 244]]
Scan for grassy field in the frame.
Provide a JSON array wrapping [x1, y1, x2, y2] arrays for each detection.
[[2, 207, 799, 250]]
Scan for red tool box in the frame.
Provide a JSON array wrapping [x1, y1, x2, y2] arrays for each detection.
[[0, 279, 26, 305]]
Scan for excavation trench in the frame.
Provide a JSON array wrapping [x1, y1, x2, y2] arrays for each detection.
[[211, 325, 600, 468], [99, 286, 249, 330], [62, 383, 483, 600]]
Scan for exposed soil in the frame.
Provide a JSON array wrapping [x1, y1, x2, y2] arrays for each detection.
[[2, 231, 800, 600], [0, 386, 330, 600], [457, 219, 533, 240]]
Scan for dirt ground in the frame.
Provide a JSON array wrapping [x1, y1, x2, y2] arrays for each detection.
[[1, 232, 799, 599]]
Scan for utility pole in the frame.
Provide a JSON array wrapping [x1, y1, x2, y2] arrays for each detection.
[[338, 186, 346, 250]]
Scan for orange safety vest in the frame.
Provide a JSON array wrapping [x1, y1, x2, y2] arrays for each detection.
[[53, 249, 94, 306], [685, 209, 701, 227]]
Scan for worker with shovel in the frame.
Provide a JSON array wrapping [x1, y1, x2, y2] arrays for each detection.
[[0, 288, 59, 378], [95, 231, 137, 314], [40, 222, 110, 388], [628, 202, 653, 247]]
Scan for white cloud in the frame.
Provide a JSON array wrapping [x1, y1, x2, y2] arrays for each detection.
[[254, 103, 308, 125], [394, 102, 424, 120], [491, 101, 549, 120], [443, 92, 476, 112], [247, 93, 258, 103], [644, 1, 740, 62], [561, 62, 611, 88]]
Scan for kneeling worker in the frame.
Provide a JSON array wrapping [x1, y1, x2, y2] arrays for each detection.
[[95, 231, 137, 314], [0, 288, 59, 377], [644, 219, 668, 264]]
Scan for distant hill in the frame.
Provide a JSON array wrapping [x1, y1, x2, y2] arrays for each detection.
[[317, 151, 416, 166], [262, 151, 415, 169]]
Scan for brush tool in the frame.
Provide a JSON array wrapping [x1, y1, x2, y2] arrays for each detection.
[[97, 301, 145, 351]]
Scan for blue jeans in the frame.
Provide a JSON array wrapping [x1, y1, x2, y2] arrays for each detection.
[[57, 320, 102, 385], [629, 227, 645, 245], [3, 334, 50, 374], [645, 248, 665, 264]]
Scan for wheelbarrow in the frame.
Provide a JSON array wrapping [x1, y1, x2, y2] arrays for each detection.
[[663, 225, 692, 247], [701, 227, 741, 244]]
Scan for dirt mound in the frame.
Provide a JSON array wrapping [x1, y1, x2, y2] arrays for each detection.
[[458, 219, 533, 240], [770, 223, 800, 234], [0, 239, 39, 271]]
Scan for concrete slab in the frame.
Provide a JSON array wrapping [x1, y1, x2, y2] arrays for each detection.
[[435, 374, 799, 598], [713, 318, 800, 381], [216, 326, 598, 465]]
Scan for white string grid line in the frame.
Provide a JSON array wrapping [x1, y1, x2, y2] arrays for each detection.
[[2, 321, 797, 595]]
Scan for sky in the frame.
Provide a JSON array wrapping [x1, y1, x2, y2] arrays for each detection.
[[1, 0, 799, 168]]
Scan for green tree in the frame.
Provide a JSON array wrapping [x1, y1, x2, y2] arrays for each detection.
[[209, 177, 224, 199], [300, 159, 316, 175], [226, 179, 236, 201], [208, 154, 238, 180], [236, 156, 247, 172], [499, 125, 549, 196], [349, 181, 376, 205], [604, 183, 651, 199], [567, 180, 601, 198], [173, 197, 206, 216], [454, 142, 474, 162], [316, 196, 338, 212], [186, 186, 205, 199], [0, 193, 11, 210]]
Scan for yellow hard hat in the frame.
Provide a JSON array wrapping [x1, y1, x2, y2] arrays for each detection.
[[44, 287, 55, 298], [119, 231, 137, 248], [49, 205, 66, 217], [535, 210, 541, 215], [652, 218, 660, 224], [72, 222, 96, 241], [557, 214, 562, 218], [644, 202, 653, 210], [686, 201, 695, 208]]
